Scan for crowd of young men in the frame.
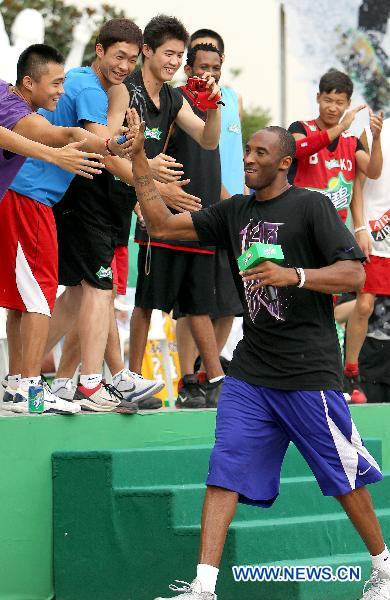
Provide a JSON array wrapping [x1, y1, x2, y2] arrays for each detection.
[[1, 9, 390, 600]]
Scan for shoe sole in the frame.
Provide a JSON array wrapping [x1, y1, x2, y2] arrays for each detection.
[[78, 399, 116, 412], [114, 404, 138, 414], [175, 400, 206, 409], [124, 381, 165, 402]]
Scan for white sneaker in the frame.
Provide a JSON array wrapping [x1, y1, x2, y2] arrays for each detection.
[[361, 570, 390, 599], [53, 378, 77, 401], [154, 579, 217, 599], [73, 381, 121, 412], [11, 381, 81, 415], [113, 369, 164, 402]]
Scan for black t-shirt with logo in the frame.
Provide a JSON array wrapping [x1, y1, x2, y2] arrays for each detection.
[[124, 69, 183, 243], [191, 186, 365, 390]]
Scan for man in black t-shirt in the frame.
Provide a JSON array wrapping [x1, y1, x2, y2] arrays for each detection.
[[128, 113, 390, 600], [135, 43, 226, 409], [123, 16, 222, 397]]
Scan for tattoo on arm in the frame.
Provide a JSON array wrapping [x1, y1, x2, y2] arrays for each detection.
[[134, 174, 152, 187]]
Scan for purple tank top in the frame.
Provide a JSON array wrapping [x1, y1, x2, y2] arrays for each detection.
[[0, 79, 33, 201]]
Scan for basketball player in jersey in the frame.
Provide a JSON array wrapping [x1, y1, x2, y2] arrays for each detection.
[[288, 69, 383, 402]]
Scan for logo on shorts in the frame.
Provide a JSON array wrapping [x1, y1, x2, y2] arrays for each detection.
[[369, 208, 390, 242], [96, 266, 113, 280], [144, 126, 162, 141]]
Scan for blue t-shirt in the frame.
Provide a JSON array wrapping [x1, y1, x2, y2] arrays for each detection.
[[11, 66, 108, 206], [219, 86, 244, 196]]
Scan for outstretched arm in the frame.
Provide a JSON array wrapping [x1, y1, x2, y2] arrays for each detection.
[[0, 125, 104, 179], [129, 111, 199, 241]]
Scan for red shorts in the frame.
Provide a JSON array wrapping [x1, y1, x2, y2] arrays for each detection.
[[111, 245, 128, 296], [0, 190, 58, 315], [362, 255, 390, 295]]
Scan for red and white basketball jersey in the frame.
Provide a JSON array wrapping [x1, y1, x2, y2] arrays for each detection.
[[294, 120, 359, 222]]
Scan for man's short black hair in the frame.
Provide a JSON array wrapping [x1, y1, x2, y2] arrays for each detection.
[[144, 15, 189, 52], [190, 28, 225, 54], [319, 69, 353, 99], [186, 43, 222, 68], [16, 44, 64, 85], [96, 18, 143, 52], [264, 126, 296, 160]]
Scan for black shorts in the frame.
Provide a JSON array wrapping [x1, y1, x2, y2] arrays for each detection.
[[135, 244, 216, 314], [211, 248, 243, 319], [53, 172, 115, 290], [173, 248, 243, 320]]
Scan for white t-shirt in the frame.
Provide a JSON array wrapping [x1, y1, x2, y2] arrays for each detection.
[[364, 119, 390, 258]]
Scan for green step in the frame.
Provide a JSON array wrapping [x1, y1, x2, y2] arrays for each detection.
[[52, 440, 386, 600], [110, 439, 382, 488], [221, 552, 372, 600], [176, 508, 390, 565], [115, 472, 390, 526]]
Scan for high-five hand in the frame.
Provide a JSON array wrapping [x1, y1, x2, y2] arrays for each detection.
[[125, 108, 145, 157]]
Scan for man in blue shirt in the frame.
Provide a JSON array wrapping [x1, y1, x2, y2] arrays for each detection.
[[2, 19, 145, 414]]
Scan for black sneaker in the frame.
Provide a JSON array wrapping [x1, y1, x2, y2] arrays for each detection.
[[175, 375, 206, 409], [205, 378, 224, 408], [136, 395, 162, 410]]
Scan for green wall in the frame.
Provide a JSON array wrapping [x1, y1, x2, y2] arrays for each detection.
[[0, 405, 389, 600]]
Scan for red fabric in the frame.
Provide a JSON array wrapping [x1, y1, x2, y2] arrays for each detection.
[[295, 129, 330, 159], [0, 190, 58, 313], [362, 255, 390, 295], [135, 239, 215, 255], [111, 245, 128, 295]]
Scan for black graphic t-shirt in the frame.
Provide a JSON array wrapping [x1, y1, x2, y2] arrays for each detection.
[[192, 186, 365, 390], [124, 69, 183, 243]]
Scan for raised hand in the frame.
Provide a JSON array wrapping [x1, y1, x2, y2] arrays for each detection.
[[148, 153, 184, 183], [50, 140, 104, 179], [339, 104, 367, 132], [125, 107, 146, 157], [160, 179, 202, 212], [202, 71, 221, 101], [369, 110, 384, 139]]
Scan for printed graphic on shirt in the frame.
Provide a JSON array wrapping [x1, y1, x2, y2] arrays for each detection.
[[308, 172, 354, 211], [96, 266, 113, 280], [240, 219, 287, 322], [369, 208, 390, 242], [144, 126, 162, 141]]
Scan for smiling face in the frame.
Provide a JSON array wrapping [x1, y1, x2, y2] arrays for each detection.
[[184, 48, 222, 83], [317, 90, 351, 127], [96, 41, 140, 86], [244, 130, 292, 191], [28, 62, 65, 111], [143, 38, 185, 82]]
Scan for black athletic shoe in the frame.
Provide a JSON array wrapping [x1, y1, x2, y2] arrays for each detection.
[[205, 378, 224, 408], [175, 375, 206, 409], [136, 395, 162, 410]]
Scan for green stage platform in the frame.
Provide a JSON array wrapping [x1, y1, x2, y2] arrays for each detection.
[[1, 404, 390, 600]]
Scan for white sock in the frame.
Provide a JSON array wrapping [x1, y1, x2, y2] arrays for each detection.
[[372, 545, 390, 576], [20, 376, 41, 392], [196, 564, 219, 594], [8, 374, 21, 390], [51, 378, 71, 393], [208, 376, 224, 384], [80, 374, 102, 389]]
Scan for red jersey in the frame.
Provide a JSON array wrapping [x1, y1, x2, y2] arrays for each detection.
[[294, 120, 359, 223]]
